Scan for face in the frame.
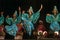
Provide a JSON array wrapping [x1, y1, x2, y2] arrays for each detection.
[[52, 9, 58, 14], [18, 6, 21, 11], [13, 14, 16, 18], [22, 10, 25, 14], [1, 12, 4, 15], [28, 9, 32, 15], [6, 15, 9, 18], [39, 20, 43, 24]]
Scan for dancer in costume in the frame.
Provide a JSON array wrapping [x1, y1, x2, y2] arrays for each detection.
[[0, 11, 4, 36], [5, 15, 13, 39], [22, 10, 30, 39], [46, 6, 60, 37], [17, 6, 21, 23], [0, 11, 4, 25], [22, 4, 43, 37], [12, 10, 18, 24], [17, 6, 23, 33], [5, 11, 18, 40]]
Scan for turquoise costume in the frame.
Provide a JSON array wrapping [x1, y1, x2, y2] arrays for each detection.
[[46, 14, 60, 31], [5, 11, 18, 36], [6, 17, 12, 25], [0, 15, 4, 25], [32, 10, 40, 23], [12, 18, 18, 24], [5, 24, 18, 36], [17, 13, 21, 23], [22, 9, 40, 36], [46, 6, 60, 32], [12, 11, 18, 24]]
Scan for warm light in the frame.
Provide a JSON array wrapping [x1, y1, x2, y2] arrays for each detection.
[[38, 30, 43, 35], [54, 31, 59, 35], [43, 31, 47, 35]]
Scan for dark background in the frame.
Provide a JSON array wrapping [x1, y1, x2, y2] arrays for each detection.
[[0, 0, 60, 30]]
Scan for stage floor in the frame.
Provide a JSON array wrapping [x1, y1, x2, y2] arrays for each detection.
[[0, 36, 60, 40], [0, 36, 22, 40]]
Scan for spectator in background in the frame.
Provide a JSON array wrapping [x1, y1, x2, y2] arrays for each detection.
[[37, 20, 48, 39]]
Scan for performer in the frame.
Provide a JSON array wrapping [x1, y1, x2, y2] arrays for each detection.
[[22, 10, 29, 39], [46, 6, 60, 37], [0, 11, 4, 36], [12, 10, 18, 24], [37, 20, 48, 39], [0, 11, 4, 25], [17, 6, 23, 33], [5, 24, 18, 40], [5, 11, 18, 40], [17, 6, 21, 23], [22, 4, 43, 38]]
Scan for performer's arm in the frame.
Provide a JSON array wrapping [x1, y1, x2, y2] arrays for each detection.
[[46, 14, 52, 23], [57, 13, 60, 22], [39, 4, 43, 12], [33, 4, 43, 23]]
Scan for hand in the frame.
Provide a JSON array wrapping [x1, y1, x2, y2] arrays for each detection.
[[40, 4, 43, 9], [18, 6, 21, 11], [40, 4, 43, 11]]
